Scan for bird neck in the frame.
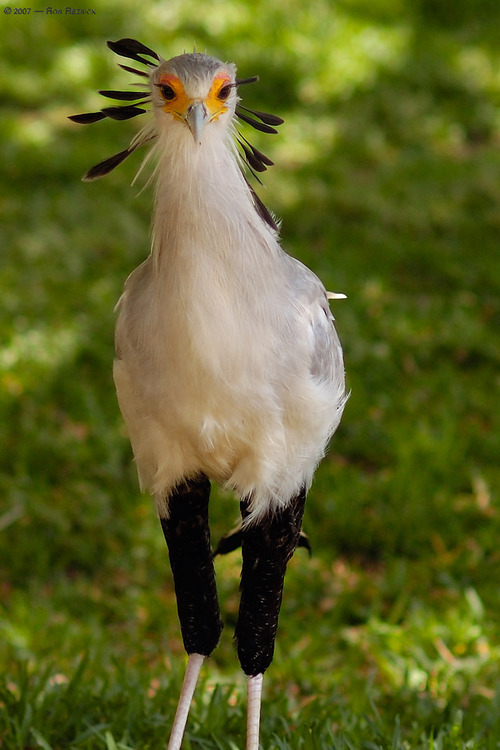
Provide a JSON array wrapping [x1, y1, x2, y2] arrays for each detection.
[[150, 128, 277, 271]]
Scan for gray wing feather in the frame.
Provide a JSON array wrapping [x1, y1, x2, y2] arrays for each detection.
[[285, 255, 344, 385]]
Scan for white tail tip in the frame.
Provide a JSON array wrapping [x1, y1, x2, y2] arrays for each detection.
[[327, 291, 347, 300]]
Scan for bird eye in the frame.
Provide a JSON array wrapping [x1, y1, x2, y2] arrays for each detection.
[[160, 84, 176, 101], [218, 85, 232, 101]]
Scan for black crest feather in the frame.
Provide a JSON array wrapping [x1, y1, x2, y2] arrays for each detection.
[[82, 145, 138, 181], [237, 133, 274, 173], [106, 38, 160, 66], [99, 89, 150, 101], [68, 111, 107, 124], [235, 76, 259, 86], [235, 109, 281, 135], [237, 139, 268, 173], [245, 179, 279, 232], [238, 105, 284, 127], [119, 63, 150, 78], [100, 105, 147, 121]]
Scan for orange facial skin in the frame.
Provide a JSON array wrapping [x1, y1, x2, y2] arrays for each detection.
[[157, 72, 233, 123]]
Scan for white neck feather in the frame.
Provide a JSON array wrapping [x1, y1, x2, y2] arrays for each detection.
[[150, 124, 278, 274]]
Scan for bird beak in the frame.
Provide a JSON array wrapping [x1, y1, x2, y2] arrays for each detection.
[[186, 101, 209, 145]]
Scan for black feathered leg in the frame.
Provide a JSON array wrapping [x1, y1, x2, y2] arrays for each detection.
[[236, 488, 307, 676], [160, 474, 224, 750], [159, 473, 223, 656]]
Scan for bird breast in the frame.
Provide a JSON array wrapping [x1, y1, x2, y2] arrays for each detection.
[[113, 134, 346, 518]]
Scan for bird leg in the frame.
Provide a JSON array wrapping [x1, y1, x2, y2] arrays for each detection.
[[246, 673, 263, 750], [166, 653, 204, 750], [236, 489, 306, 750], [159, 474, 223, 750]]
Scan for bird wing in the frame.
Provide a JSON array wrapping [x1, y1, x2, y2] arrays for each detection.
[[284, 255, 345, 390]]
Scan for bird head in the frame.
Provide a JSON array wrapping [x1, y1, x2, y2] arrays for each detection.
[[68, 39, 283, 227], [151, 54, 237, 145]]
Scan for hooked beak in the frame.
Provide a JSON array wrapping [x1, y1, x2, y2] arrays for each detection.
[[186, 101, 209, 145]]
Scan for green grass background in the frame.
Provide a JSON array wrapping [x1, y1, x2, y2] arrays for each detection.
[[1, 0, 499, 747]]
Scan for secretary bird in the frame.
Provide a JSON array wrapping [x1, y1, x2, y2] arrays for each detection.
[[69, 38, 347, 750]]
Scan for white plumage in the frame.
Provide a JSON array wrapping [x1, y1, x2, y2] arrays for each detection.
[[113, 52, 346, 524]]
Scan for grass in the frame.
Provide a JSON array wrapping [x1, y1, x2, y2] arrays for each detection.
[[1, 0, 500, 747]]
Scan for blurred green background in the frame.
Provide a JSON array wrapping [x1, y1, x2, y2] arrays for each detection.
[[1, 0, 499, 747]]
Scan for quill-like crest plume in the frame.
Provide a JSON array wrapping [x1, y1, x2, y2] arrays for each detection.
[[68, 38, 284, 189]]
